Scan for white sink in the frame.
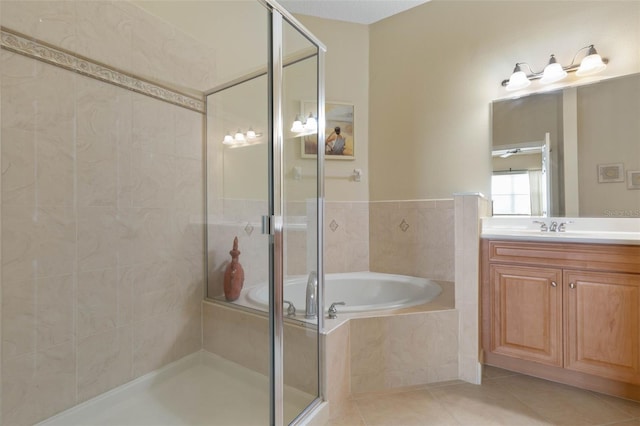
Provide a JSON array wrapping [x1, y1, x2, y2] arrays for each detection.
[[481, 217, 640, 245]]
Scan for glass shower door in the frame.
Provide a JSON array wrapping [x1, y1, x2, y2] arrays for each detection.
[[205, 1, 271, 423], [279, 15, 323, 424], [205, 3, 324, 424]]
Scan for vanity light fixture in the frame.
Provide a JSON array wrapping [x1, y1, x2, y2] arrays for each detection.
[[505, 63, 532, 91], [304, 113, 317, 131], [290, 113, 318, 134], [576, 45, 607, 76], [234, 129, 246, 142], [502, 44, 608, 91], [222, 128, 262, 145], [290, 115, 305, 132], [540, 54, 567, 84], [222, 132, 235, 145]]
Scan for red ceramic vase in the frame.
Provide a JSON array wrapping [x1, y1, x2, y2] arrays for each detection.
[[223, 236, 245, 301]]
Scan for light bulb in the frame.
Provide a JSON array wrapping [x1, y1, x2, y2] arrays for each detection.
[[223, 133, 234, 145], [234, 130, 245, 142], [291, 116, 304, 132], [304, 113, 317, 131], [505, 64, 531, 91], [576, 46, 606, 76], [246, 128, 256, 139], [540, 55, 567, 84]]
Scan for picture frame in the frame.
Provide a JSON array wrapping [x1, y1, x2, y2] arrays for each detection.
[[597, 163, 624, 183], [628, 170, 640, 190], [301, 101, 355, 160]]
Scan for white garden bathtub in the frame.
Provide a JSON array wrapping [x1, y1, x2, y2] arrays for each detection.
[[246, 271, 442, 313]]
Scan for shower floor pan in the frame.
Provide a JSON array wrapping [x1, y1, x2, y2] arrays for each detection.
[[38, 351, 314, 425]]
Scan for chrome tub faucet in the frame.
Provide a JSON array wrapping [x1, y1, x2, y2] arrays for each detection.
[[305, 271, 318, 319]]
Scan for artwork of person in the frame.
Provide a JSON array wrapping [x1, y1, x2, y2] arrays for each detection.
[[325, 126, 346, 155]]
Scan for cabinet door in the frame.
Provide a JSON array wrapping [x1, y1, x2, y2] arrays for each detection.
[[565, 271, 640, 384], [490, 265, 563, 366]]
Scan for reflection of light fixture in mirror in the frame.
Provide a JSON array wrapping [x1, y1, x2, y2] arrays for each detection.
[[291, 115, 304, 133], [222, 128, 262, 145], [304, 113, 317, 131], [505, 63, 531, 91], [222, 132, 234, 145], [234, 130, 246, 142], [501, 44, 608, 90]]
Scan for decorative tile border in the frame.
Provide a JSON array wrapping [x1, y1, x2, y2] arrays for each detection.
[[0, 27, 205, 113]]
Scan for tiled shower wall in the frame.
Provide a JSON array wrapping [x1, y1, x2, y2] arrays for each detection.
[[207, 200, 312, 298], [0, 2, 209, 424]]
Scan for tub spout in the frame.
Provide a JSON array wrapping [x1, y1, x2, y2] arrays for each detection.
[[305, 271, 318, 319]]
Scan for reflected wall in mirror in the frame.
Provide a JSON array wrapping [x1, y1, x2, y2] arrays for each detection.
[[491, 73, 640, 218]]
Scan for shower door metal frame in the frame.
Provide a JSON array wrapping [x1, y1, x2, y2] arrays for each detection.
[[267, 2, 326, 424], [203, 1, 325, 423]]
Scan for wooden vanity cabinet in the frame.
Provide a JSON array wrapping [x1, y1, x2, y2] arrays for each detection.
[[490, 264, 563, 367], [564, 270, 640, 383], [481, 239, 640, 399]]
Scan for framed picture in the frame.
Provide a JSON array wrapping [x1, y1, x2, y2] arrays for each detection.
[[597, 163, 624, 183], [301, 101, 355, 160], [628, 170, 640, 189]]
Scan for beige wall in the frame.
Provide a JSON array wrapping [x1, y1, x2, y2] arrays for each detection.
[[369, 0, 640, 201], [1, 2, 205, 424], [297, 16, 370, 202]]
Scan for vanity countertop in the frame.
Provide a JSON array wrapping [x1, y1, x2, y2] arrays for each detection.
[[481, 217, 640, 245]]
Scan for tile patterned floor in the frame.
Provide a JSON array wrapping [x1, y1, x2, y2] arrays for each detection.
[[328, 367, 640, 426]]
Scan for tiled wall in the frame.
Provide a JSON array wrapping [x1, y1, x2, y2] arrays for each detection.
[[455, 193, 492, 384], [350, 310, 458, 393], [207, 200, 313, 298], [369, 200, 455, 281], [324, 201, 370, 274], [207, 199, 269, 298], [202, 302, 319, 395], [1, 2, 207, 424]]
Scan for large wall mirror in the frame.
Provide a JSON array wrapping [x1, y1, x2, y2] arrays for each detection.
[[491, 73, 640, 218]]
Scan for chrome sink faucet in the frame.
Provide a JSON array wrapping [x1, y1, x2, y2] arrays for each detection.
[[305, 271, 318, 319], [533, 220, 548, 232], [533, 220, 573, 232]]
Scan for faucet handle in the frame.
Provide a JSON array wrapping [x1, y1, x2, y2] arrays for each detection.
[[532, 220, 548, 232], [284, 300, 296, 317], [328, 302, 346, 319], [558, 221, 574, 232]]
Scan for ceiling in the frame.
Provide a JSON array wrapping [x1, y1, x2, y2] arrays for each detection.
[[278, 0, 432, 25]]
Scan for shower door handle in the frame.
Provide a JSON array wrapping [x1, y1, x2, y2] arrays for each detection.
[[261, 215, 273, 235]]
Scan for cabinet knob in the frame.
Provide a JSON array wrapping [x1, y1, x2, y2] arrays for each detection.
[[551, 281, 557, 287], [570, 282, 576, 289]]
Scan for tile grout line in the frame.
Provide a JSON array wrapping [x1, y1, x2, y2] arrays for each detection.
[[588, 390, 640, 423], [491, 374, 638, 426], [486, 375, 559, 424], [424, 386, 464, 426], [350, 399, 369, 426]]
